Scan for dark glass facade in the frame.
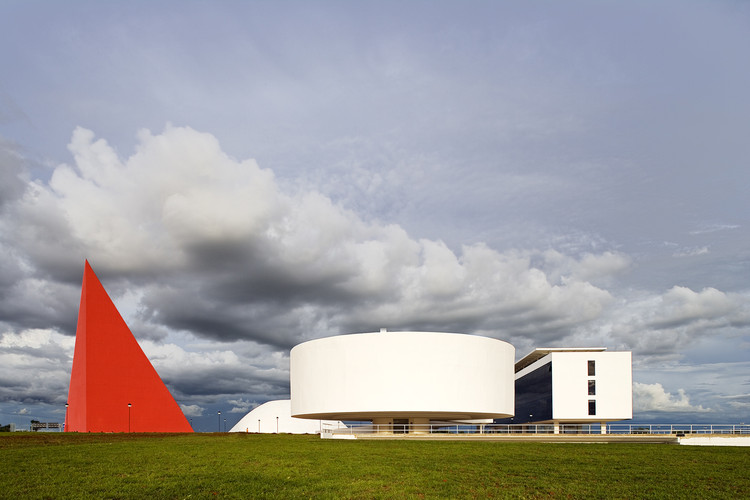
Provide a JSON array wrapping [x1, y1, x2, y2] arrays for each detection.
[[494, 361, 552, 424]]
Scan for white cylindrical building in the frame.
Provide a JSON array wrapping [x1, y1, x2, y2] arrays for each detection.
[[290, 331, 514, 424]]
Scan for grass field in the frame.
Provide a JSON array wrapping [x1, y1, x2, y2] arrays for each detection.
[[1, 433, 748, 499]]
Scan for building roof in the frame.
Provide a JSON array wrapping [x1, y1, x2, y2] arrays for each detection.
[[229, 399, 344, 434], [515, 347, 607, 373]]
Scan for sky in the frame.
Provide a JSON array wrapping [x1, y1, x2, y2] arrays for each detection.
[[1, 0, 749, 431]]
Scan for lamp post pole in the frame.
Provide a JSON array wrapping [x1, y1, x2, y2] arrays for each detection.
[[217, 411, 221, 432], [276, 416, 279, 434], [64, 403, 69, 432], [224, 418, 226, 433], [128, 403, 132, 433], [258, 419, 260, 433]]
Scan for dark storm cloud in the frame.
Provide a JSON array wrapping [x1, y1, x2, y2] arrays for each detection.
[[0, 279, 79, 334], [2, 125, 745, 358], [0, 330, 73, 406], [166, 366, 289, 401], [3, 125, 617, 350], [141, 338, 292, 405]]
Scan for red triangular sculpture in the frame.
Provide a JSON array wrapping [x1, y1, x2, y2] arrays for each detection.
[[65, 261, 193, 432]]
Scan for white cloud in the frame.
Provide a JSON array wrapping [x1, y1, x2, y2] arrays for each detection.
[[672, 246, 709, 258], [179, 404, 204, 417], [633, 382, 710, 413], [2, 124, 749, 422], [138, 338, 290, 401], [1, 0, 749, 429], [227, 399, 258, 414], [0, 328, 75, 407], [652, 286, 741, 328], [0, 329, 52, 349], [568, 285, 750, 359], [5, 126, 622, 349], [537, 249, 631, 287], [718, 394, 750, 410], [689, 224, 740, 235]]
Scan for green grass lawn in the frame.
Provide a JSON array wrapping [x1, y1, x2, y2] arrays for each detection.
[[1, 433, 748, 499]]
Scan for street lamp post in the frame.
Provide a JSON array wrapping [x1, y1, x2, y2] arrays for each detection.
[[258, 419, 260, 433], [217, 411, 221, 432], [224, 418, 226, 433], [64, 403, 69, 432], [128, 403, 132, 433], [276, 416, 279, 434]]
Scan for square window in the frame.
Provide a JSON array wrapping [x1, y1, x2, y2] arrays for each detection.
[[588, 360, 595, 376], [588, 400, 596, 416], [588, 379, 596, 395]]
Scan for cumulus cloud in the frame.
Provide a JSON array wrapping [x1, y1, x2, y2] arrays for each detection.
[[138, 338, 290, 401], [0, 329, 74, 406], [633, 382, 710, 413], [2, 126, 621, 350], [1, 125, 747, 419], [227, 398, 259, 414], [2, 0, 749, 428], [568, 285, 750, 360], [650, 286, 746, 331], [179, 404, 204, 417]]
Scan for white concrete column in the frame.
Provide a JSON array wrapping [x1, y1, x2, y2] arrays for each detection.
[[600, 422, 607, 434], [553, 421, 560, 435]]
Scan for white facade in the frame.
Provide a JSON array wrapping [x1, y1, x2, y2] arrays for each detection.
[[290, 331, 515, 423], [228, 399, 344, 434], [511, 348, 632, 425]]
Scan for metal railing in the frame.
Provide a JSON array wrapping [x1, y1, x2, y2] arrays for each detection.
[[607, 424, 750, 435], [321, 422, 750, 438]]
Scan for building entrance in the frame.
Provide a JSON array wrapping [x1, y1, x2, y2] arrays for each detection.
[[393, 419, 409, 434]]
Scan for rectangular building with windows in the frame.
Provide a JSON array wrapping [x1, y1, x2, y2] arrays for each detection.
[[495, 348, 632, 431]]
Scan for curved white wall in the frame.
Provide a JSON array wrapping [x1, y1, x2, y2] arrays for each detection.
[[229, 399, 344, 434], [291, 331, 514, 421]]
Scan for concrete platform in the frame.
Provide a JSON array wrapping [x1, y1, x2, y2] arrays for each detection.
[[678, 435, 750, 446], [335, 432, 679, 444]]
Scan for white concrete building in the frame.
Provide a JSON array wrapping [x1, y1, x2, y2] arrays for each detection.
[[229, 399, 344, 434], [496, 348, 632, 432], [290, 330, 515, 429], [233, 333, 632, 436]]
